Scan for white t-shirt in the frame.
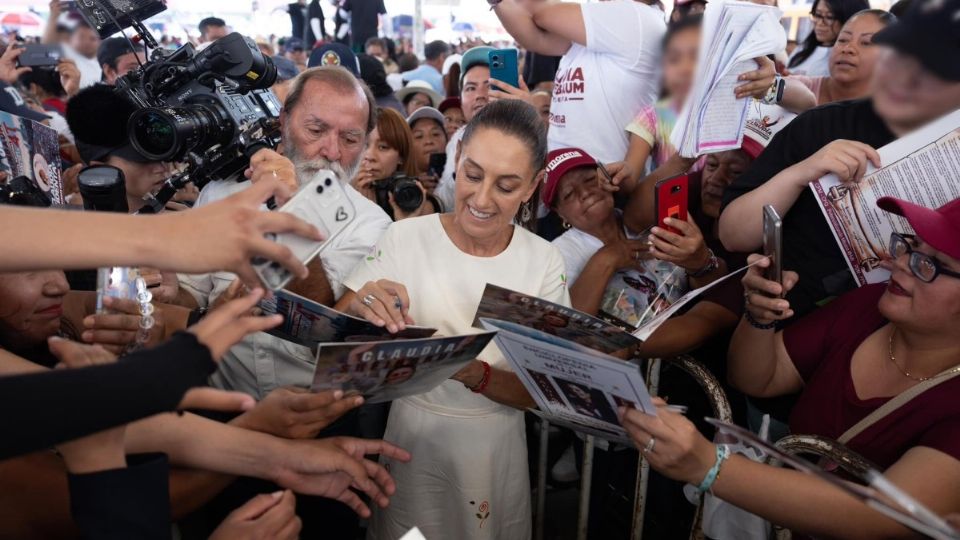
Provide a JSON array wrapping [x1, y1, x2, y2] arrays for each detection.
[[787, 45, 832, 77], [180, 176, 392, 398], [434, 125, 464, 212], [552, 224, 687, 328], [548, 1, 666, 163], [62, 45, 102, 90], [344, 213, 570, 415]]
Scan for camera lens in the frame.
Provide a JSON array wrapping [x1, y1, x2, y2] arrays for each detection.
[[129, 99, 233, 162], [392, 178, 424, 213]]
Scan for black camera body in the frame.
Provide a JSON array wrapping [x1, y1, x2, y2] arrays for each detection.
[[371, 174, 424, 217], [113, 33, 282, 195]]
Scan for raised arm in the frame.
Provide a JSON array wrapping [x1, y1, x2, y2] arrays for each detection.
[[43, 0, 62, 45], [727, 255, 803, 397], [493, 0, 581, 56]]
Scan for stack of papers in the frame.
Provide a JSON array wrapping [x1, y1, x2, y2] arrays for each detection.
[[671, 0, 786, 157]]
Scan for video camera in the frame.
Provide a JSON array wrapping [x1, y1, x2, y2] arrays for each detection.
[[74, 1, 283, 213]]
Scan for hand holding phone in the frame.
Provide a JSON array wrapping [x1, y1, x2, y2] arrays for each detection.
[[253, 171, 356, 291], [762, 205, 783, 295], [653, 175, 689, 235], [488, 48, 519, 92], [15, 44, 63, 68]]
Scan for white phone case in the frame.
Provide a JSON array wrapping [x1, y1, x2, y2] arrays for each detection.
[[254, 170, 356, 291]]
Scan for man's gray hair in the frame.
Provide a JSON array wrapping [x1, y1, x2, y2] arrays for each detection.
[[283, 66, 377, 134]]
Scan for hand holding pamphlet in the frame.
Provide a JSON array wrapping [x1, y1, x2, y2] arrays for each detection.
[[311, 333, 496, 404], [259, 289, 436, 348], [812, 109, 960, 286], [671, 0, 785, 157]]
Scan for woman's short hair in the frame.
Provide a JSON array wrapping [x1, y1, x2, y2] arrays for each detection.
[[375, 107, 420, 178], [461, 100, 548, 174]]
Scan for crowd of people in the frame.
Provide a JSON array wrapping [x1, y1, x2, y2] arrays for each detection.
[[0, 0, 959, 538]]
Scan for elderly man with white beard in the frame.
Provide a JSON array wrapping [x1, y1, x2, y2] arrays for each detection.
[[177, 66, 391, 398]]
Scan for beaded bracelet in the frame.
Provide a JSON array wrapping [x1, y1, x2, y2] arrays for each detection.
[[698, 444, 731, 493], [126, 276, 155, 353], [744, 310, 777, 330]]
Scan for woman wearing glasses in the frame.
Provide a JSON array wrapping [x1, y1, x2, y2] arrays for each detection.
[[787, 0, 869, 76], [618, 195, 960, 538]]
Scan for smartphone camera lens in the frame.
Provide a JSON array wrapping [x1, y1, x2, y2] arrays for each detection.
[[324, 178, 332, 187], [316, 185, 324, 194]]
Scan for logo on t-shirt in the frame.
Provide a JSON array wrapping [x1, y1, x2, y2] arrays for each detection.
[[553, 66, 585, 103]]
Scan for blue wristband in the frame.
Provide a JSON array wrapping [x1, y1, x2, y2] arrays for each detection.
[[697, 444, 730, 493]]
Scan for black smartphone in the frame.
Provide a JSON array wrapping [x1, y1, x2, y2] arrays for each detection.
[[427, 153, 447, 177], [16, 44, 63, 68], [762, 204, 783, 295]]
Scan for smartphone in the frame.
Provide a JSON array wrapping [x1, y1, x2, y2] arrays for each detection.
[[488, 48, 519, 92], [427, 152, 447, 178], [653, 175, 688, 235], [95, 267, 141, 314], [762, 205, 783, 294], [16, 44, 63, 68], [253, 170, 357, 291]]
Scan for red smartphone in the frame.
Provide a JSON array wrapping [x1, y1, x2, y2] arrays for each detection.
[[654, 175, 688, 234]]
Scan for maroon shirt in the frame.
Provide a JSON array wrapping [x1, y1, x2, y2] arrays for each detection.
[[784, 283, 960, 469]]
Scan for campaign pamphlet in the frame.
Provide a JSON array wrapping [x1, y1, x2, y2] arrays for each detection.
[[0, 110, 64, 204], [479, 317, 654, 445], [472, 284, 642, 356], [311, 332, 496, 404], [259, 289, 436, 348], [671, 0, 786, 157], [812, 109, 960, 286]]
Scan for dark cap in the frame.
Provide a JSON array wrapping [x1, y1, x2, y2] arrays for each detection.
[[284, 37, 305, 53], [308, 43, 360, 76], [873, 0, 960, 81], [66, 84, 153, 164], [97, 37, 137, 69], [0, 82, 49, 122]]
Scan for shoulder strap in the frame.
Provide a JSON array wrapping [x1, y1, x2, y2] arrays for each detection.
[[838, 368, 960, 445]]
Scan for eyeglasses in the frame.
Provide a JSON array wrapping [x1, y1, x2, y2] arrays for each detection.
[[889, 232, 960, 283], [810, 11, 838, 24]]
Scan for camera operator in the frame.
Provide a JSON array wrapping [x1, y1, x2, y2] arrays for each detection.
[[177, 64, 391, 539], [352, 107, 437, 220], [65, 85, 182, 214], [97, 37, 147, 86]]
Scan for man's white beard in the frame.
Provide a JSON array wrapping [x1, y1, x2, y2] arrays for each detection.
[[282, 136, 361, 185]]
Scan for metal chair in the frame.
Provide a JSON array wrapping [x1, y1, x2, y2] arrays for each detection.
[[768, 434, 877, 540]]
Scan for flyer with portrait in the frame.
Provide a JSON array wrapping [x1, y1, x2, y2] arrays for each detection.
[[0, 110, 64, 205], [479, 317, 655, 444], [311, 332, 496, 403], [812, 109, 960, 286], [471, 284, 642, 356], [259, 289, 436, 348]]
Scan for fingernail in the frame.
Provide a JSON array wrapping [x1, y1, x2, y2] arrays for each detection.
[[334, 390, 344, 399], [355, 396, 364, 406], [102, 296, 113, 305], [271, 490, 284, 499], [651, 227, 661, 233], [241, 397, 256, 411], [82, 331, 92, 341], [83, 317, 94, 327], [48, 336, 65, 342]]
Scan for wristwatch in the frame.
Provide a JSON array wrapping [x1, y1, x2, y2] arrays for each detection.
[[687, 249, 719, 278], [762, 74, 785, 105], [186, 306, 208, 327]]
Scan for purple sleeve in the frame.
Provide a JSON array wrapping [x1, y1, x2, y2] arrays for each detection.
[[918, 417, 960, 464]]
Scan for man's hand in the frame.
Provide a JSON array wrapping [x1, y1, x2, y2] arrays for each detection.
[[209, 490, 302, 540], [139, 267, 180, 304], [233, 387, 364, 439], [0, 45, 31, 84], [246, 149, 298, 205], [271, 436, 412, 518], [56, 59, 81, 97]]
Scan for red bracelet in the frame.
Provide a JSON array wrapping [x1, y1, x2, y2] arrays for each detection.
[[470, 361, 492, 393]]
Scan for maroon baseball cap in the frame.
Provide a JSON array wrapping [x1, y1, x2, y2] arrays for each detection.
[[543, 148, 597, 207], [878, 196, 960, 260]]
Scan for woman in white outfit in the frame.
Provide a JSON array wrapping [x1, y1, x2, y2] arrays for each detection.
[[338, 100, 570, 540]]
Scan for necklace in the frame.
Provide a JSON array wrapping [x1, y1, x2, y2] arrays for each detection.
[[888, 327, 960, 383]]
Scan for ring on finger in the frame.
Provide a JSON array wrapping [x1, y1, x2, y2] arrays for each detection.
[[643, 436, 656, 454], [361, 293, 376, 307]]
